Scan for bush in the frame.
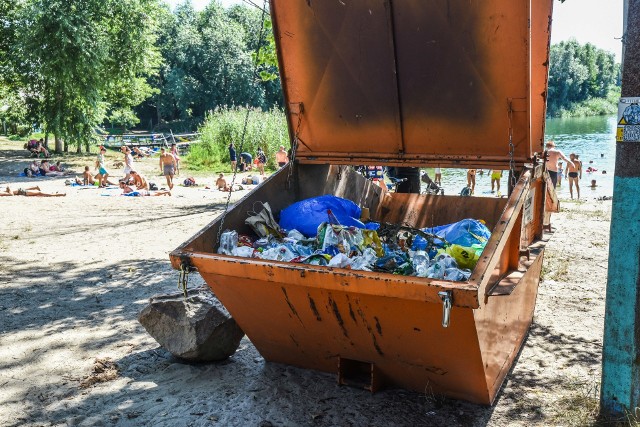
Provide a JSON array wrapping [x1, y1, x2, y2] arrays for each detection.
[[188, 106, 289, 172], [548, 86, 620, 118]]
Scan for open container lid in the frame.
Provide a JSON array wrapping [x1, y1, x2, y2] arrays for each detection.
[[270, 0, 553, 168]]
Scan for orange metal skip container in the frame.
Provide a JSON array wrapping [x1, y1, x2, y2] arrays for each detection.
[[170, 0, 556, 405]]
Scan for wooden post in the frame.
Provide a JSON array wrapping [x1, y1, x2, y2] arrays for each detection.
[[600, 0, 640, 417]]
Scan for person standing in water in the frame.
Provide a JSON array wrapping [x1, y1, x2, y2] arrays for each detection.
[[466, 169, 476, 194], [567, 152, 582, 199], [490, 170, 502, 193]]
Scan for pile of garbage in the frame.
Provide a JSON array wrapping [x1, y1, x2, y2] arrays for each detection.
[[217, 195, 492, 282]]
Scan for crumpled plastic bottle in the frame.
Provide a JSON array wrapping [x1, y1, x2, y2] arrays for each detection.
[[444, 268, 471, 281], [218, 230, 238, 255], [426, 260, 445, 279], [412, 250, 430, 277], [434, 253, 458, 269]]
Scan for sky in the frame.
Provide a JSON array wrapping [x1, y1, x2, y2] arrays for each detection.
[[165, 0, 625, 61]]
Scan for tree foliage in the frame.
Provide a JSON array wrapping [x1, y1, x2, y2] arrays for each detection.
[[547, 39, 620, 117], [8, 0, 161, 152], [143, 1, 282, 131]]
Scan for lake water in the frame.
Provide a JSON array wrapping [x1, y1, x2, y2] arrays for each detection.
[[428, 115, 617, 199]]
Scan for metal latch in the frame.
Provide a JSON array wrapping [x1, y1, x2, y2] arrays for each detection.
[[438, 291, 452, 328]]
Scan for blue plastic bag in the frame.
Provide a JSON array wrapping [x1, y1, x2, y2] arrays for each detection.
[[279, 195, 364, 237], [412, 219, 491, 250]]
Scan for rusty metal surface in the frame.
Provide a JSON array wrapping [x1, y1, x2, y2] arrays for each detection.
[[168, 162, 551, 403], [196, 266, 492, 403], [475, 250, 543, 402], [375, 193, 507, 231], [270, 0, 553, 167]]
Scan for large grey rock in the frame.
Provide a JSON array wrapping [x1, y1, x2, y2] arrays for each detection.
[[138, 287, 244, 362]]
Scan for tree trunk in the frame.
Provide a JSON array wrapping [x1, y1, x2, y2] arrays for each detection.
[[54, 135, 63, 153], [44, 133, 49, 149], [64, 140, 68, 153]]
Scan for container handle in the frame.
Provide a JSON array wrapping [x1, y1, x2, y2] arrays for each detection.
[[438, 291, 452, 328]]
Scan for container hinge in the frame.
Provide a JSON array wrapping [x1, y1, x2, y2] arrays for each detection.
[[438, 291, 452, 328]]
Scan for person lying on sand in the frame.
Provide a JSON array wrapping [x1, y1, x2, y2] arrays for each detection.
[[39, 160, 71, 177], [0, 186, 65, 197], [119, 181, 170, 197]]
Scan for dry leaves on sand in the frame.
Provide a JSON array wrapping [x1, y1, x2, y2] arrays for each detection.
[[79, 357, 119, 388]]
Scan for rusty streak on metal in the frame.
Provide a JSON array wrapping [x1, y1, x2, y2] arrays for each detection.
[[281, 287, 303, 325], [329, 296, 348, 338], [308, 294, 322, 321]]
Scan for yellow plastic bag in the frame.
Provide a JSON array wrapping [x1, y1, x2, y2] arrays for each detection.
[[362, 230, 384, 257], [438, 244, 479, 270]]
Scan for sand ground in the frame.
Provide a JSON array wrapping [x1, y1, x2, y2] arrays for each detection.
[[0, 140, 612, 426]]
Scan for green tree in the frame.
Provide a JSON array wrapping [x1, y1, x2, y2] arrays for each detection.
[[13, 0, 161, 152], [143, 1, 281, 131], [547, 39, 620, 117]]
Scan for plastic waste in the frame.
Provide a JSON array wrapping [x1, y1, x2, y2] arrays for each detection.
[[279, 195, 365, 237], [412, 250, 430, 277], [350, 247, 378, 271], [426, 260, 445, 279], [287, 229, 306, 241], [245, 202, 284, 238], [257, 245, 297, 262], [302, 254, 331, 266], [218, 230, 238, 255], [362, 230, 384, 257], [327, 209, 341, 225], [444, 268, 471, 281], [328, 253, 352, 268], [433, 253, 458, 269], [437, 245, 479, 270], [419, 219, 492, 248], [231, 246, 255, 257]]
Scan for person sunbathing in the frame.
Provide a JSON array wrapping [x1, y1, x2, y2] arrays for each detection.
[[39, 160, 66, 177], [24, 160, 41, 177], [0, 186, 65, 197], [49, 161, 72, 174], [119, 181, 170, 196]]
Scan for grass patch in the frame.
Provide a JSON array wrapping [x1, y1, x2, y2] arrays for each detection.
[[551, 378, 600, 426], [187, 106, 288, 173]]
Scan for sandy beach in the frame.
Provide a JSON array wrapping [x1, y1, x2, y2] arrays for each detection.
[[0, 139, 612, 426]]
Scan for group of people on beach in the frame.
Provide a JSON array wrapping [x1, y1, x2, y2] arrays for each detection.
[[228, 143, 289, 175], [24, 159, 73, 178], [545, 140, 606, 199], [464, 169, 504, 196], [87, 144, 178, 196], [24, 138, 50, 158]]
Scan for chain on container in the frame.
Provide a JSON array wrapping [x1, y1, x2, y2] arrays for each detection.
[[215, 0, 269, 248]]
